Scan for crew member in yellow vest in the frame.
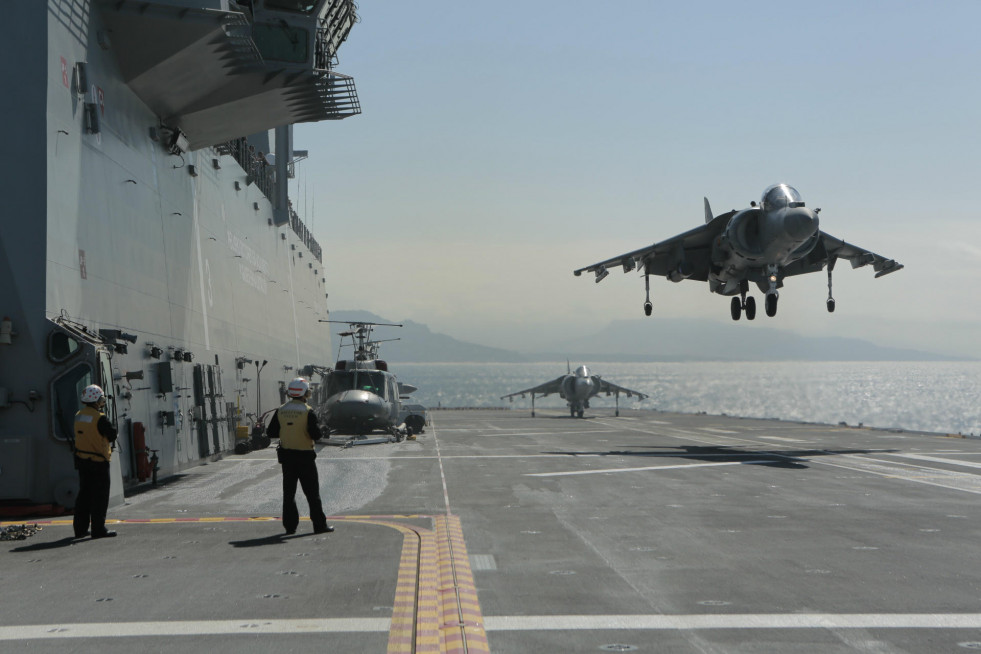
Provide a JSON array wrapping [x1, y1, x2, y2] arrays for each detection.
[[73, 384, 118, 539], [267, 378, 331, 535]]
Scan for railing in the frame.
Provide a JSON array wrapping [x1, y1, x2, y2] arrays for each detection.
[[215, 138, 323, 264], [215, 138, 275, 199], [288, 205, 322, 263], [315, 0, 358, 71], [320, 73, 361, 118]]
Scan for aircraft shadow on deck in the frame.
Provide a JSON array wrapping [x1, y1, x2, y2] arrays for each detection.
[[8, 536, 79, 553], [228, 531, 325, 548], [540, 445, 899, 470], [228, 533, 298, 548]]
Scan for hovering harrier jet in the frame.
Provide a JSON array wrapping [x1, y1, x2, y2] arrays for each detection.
[[574, 184, 903, 320]]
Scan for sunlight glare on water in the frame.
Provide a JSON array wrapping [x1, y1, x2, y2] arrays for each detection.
[[396, 362, 981, 436]]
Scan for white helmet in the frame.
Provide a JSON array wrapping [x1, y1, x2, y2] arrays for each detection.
[[81, 384, 105, 404], [287, 377, 309, 398]]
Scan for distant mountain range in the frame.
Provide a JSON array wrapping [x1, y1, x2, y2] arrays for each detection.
[[327, 310, 527, 363], [545, 318, 965, 362], [328, 310, 966, 363]]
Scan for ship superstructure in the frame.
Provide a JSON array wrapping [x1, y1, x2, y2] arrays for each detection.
[[0, 0, 360, 508]]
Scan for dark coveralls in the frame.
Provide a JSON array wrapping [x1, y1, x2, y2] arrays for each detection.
[[72, 405, 118, 538], [267, 399, 328, 534]]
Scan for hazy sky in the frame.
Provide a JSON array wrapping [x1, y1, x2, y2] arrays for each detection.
[[295, 1, 981, 357]]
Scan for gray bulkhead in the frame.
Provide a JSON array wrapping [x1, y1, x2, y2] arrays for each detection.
[[0, 1, 347, 507]]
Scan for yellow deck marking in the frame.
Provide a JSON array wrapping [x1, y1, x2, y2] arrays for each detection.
[[436, 515, 490, 654], [4, 514, 488, 653]]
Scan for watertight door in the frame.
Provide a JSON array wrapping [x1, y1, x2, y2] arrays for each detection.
[[97, 350, 125, 507]]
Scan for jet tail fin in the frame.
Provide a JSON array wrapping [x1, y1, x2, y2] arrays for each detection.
[[567, 359, 571, 374], [704, 197, 713, 223]]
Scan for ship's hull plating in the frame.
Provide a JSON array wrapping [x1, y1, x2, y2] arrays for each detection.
[[0, 1, 333, 507]]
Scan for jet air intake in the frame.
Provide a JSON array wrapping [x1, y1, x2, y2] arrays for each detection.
[[724, 209, 763, 258]]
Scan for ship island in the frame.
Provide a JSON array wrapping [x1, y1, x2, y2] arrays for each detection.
[[0, 0, 361, 510]]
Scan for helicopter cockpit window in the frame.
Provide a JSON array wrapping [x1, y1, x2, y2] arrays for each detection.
[[761, 184, 804, 210], [327, 370, 388, 397], [48, 330, 81, 363], [326, 371, 355, 397], [357, 372, 387, 398]]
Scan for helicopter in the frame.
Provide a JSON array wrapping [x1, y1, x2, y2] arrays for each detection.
[[310, 321, 426, 444]]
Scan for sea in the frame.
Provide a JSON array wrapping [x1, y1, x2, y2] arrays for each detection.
[[396, 361, 981, 437]]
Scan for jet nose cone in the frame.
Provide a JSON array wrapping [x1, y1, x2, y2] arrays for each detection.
[[784, 207, 819, 241], [574, 377, 592, 397]]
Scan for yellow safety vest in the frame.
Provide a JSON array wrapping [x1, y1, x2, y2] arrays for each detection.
[[74, 406, 112, 462], [277, 400, 314, 450]]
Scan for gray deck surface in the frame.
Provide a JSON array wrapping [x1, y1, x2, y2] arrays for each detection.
[[4, 408, 981, 653]]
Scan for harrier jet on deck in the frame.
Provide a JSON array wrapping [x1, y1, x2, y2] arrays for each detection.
[[501, 364, 647, 418], [574, 184, 903, 320]]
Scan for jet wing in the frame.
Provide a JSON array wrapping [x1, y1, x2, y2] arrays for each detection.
[[591, 377, 648, 401], [500, 376, 566, 400], [783, 231, 904, 278], [573, 212, 734, 282]]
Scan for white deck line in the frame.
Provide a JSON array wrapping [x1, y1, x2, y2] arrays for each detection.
[[526, 460, 770, 477], [483, 613, 981, 630], [5, 614, 981, 640]]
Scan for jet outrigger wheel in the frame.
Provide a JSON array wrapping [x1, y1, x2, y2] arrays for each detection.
[[826, 262, 836, 312], [643, 274, 653, 316]]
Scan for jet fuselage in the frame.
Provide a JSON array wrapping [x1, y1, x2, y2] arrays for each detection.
[[709, 186, 820, 295], [560, 365, 596, 415]]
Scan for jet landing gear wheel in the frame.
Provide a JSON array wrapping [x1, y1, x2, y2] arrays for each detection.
[[734, 280, 755, 321], [827, 298, 836, 313], [765, 293, 778, 317], [644, 301, 653, 316], [577, 409, 584, 419]]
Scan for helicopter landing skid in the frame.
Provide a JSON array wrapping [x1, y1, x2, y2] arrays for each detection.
[[323, 435, 393, 448], [321, 430, 406, 447]]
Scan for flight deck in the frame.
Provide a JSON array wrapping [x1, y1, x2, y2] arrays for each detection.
[[4, 409, 981, 653]]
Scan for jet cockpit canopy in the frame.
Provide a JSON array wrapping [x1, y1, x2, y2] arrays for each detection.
[[574, 365, 590, 378], [761, 184, 805, 210]]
